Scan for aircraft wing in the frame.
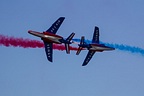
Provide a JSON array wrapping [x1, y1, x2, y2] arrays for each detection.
[[44, 42, 53, 62], [82, 50, 96, 66], [46, 17, 65, 34], [92, 26, 99, 43], [65, 44, 70, 54]]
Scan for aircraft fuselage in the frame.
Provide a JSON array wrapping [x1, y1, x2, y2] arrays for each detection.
[[89, 43, 115, 51], [28, 30, 63, 44], [79, 43, 115, 52]]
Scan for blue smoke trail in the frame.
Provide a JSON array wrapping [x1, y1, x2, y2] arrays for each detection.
[[72, 39, 144, 56]]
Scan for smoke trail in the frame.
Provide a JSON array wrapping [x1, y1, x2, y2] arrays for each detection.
[[104, 43, 144, 56], [0, 34, 78, 50], [1, 34, 144, 55], [72, 39, 144, 56], [0, 34, 43, 48]]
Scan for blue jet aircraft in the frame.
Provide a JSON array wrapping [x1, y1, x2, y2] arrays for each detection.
[[76, 26, 115, 66], [28, 17, 75, 62]]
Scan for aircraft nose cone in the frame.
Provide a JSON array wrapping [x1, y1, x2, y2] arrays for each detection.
[[28, 30, 32, 33]]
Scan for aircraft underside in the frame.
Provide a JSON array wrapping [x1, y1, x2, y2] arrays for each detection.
[[89, 46, 114, 51], [28, 17, 114, 66], [43, 35, 62, 44]]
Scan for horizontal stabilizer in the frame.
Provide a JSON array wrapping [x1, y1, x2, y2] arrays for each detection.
[[66, 33, 75, 42], [76, 47, 83, 55], [65, 43, 70, 54], [65, 32, 75, 54]]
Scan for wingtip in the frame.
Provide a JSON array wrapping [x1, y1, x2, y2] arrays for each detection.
[[95, 26, 99, 28], [67, 51, 70, 54], [60, 17, 65, 19], [76, 51, 80, 55], [82, 64, 87, 66], [47, 58, 53, 62], [76, 53, 79, 55], [82, 62, 88, 66], [49, 60, 53, 62], [72, 32, 75, 35]]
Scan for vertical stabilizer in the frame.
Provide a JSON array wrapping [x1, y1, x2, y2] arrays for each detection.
[[76, 36, 85, 55]]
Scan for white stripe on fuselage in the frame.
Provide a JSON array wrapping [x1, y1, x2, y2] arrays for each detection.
[[44, 35, 62, 43], [29, 31, 62, 43], [90, 45, 112, 51]]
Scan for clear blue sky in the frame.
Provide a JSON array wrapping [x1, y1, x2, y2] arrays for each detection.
[[0, 0, 144, 96]]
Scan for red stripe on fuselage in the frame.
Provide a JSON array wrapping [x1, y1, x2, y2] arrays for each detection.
[[28, 30, 64, 44]]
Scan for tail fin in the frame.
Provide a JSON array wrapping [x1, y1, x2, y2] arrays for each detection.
[[65, 32, 75, 54], [76, 36, 85, 55]]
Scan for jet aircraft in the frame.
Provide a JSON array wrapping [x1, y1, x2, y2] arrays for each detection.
[[28, 17, 75, 62], [76, 26, 115, 66]]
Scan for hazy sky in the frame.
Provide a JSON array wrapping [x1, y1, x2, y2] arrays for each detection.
[[0, 0, 144, 96]]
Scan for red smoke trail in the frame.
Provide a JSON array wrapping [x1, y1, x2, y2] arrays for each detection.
[[0, 34, 78, 51]]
